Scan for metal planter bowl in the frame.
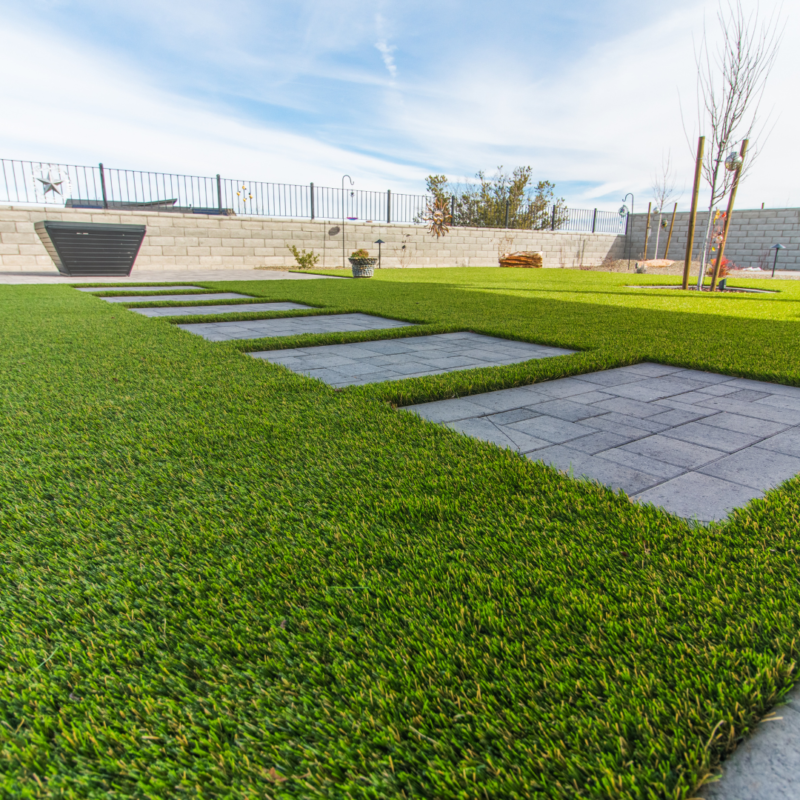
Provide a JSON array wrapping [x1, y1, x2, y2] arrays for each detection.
[[35, 221, 146, 277], [348, 257, 377, 278]]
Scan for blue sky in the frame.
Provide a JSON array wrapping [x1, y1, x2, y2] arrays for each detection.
[[0, 0, 796, 211]]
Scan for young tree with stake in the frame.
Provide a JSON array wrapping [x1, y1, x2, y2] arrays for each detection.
[[682, 0, 782, 287], [650, 151, 679, 260]]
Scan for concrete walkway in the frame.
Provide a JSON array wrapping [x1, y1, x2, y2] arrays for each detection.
[[0, 268, 337, 285]]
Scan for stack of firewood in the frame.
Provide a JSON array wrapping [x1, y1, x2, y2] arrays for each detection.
[[499, 251, 544, 268]]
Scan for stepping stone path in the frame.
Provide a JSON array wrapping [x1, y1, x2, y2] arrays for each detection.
[[405, 362, 800, 523], [133, 302, 311, 318], [251, 333, 574, 387], [76, 285, 205, 292], [101, 292, 253, 303], [181, 313, 413, 342]]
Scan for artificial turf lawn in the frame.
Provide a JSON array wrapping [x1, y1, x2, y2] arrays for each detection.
[[1, 268, 799, 799]]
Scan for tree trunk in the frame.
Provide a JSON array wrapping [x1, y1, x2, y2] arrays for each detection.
[[696, 198, 716, 289], [653, 210, 662, 259]]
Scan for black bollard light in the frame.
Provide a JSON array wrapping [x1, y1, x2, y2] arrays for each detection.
[[374, 239, 385, 269], [770, 243, 785, 278]]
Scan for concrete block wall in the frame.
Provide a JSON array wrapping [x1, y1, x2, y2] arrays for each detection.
[[626, 207, 800, 270], [0, 205, 625, 271]]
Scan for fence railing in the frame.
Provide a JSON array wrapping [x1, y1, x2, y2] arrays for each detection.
[[0, 158, 627, 234]]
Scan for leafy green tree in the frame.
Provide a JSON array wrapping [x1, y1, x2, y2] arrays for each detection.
[[421, 167, 568, 230]]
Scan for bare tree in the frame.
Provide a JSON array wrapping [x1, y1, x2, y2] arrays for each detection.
[[682, 0, 782, 285], [650, 151, 680, 259]]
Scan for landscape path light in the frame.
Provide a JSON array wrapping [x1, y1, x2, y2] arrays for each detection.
[[771, 243, 785, 278], [341, 175, 354, 270], [374, 239, 385, 269], [620, 192, 634, 270]]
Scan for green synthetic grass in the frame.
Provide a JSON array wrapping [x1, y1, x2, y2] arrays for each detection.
[[2, 268, 799, 799]]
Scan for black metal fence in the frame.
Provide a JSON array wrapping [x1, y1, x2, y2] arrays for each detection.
[[0, 158, 627, 234]]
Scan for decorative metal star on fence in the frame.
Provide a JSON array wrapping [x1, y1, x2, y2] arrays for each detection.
[[37, 171, 64, 196]]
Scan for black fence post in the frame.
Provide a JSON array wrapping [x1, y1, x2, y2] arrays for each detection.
[[98, 163, 108, 209], [504, 199, 509, 229], [591, 208, 597, 233], [551, 204, 556, 231], [216, 174, 222, 213], [310, 183, 315, 220], [387, 189, 391, 224], [451, 196, 456, 226]]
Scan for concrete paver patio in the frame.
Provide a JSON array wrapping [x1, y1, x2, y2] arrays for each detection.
[[101, 292, 254, 303], [182, 313, 413, 342], [251, 333, 575, 387], [405, 362, 800, 523], [133, 302, 312, 318]]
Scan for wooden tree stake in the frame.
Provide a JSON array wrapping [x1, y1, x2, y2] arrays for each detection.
[[710, 139, 748, 291], [642, 202, 652, 262], [664, 202, 678, 260], [683, 136, 705, 290]]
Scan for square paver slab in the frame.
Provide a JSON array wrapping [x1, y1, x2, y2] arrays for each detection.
[[252, 334, 575, 385], [699, 446, 800, 492], [633, 472, 763, 524], [133, 302, 311, 317], [402, 362, 800, 522], [102, 292, 253, 303], [77, 285, 204, 292], [184, 313, 412, 342]]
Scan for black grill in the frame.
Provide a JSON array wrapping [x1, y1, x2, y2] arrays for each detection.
[[35, 221, 147, 277]]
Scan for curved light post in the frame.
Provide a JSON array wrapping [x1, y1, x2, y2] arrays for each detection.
[[342, 174, 354, 269], [620, 193, 634, 271], [771, 243, 785, 277]]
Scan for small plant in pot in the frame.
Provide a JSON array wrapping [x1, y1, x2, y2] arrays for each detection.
[[348, 249, 378, 278]]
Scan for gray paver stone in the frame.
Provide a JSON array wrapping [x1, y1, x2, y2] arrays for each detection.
[[699, 447, 800, 491], [484, 408, 542, 425], [605, 377, 711, 402], [699, 413, 790, 437], [405, 399, 490, 424], [660, 421, 763, 452], [581, 412, 670, 434], [697, 383, 742, 397], [527, 446, 661, 494], [446, 418, 550, 453], [77, 285, 204, 292], [757, 394, 800, 413], [592, 397, 673, 418], [594, 448, 685, 480], [620, 435, 725, 469], [507, 415, 596, 444], [530, 399, 609, 422], [566, 431, 639, 454], [703, 397, 800, 426], [103, 292, 251, 303], [756, 428, 800, 458], [634, 472, 763, 523]]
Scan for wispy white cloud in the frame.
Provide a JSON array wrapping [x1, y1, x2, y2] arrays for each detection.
[[374, 13, 397, 79], [375, 40, 397, 79]]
